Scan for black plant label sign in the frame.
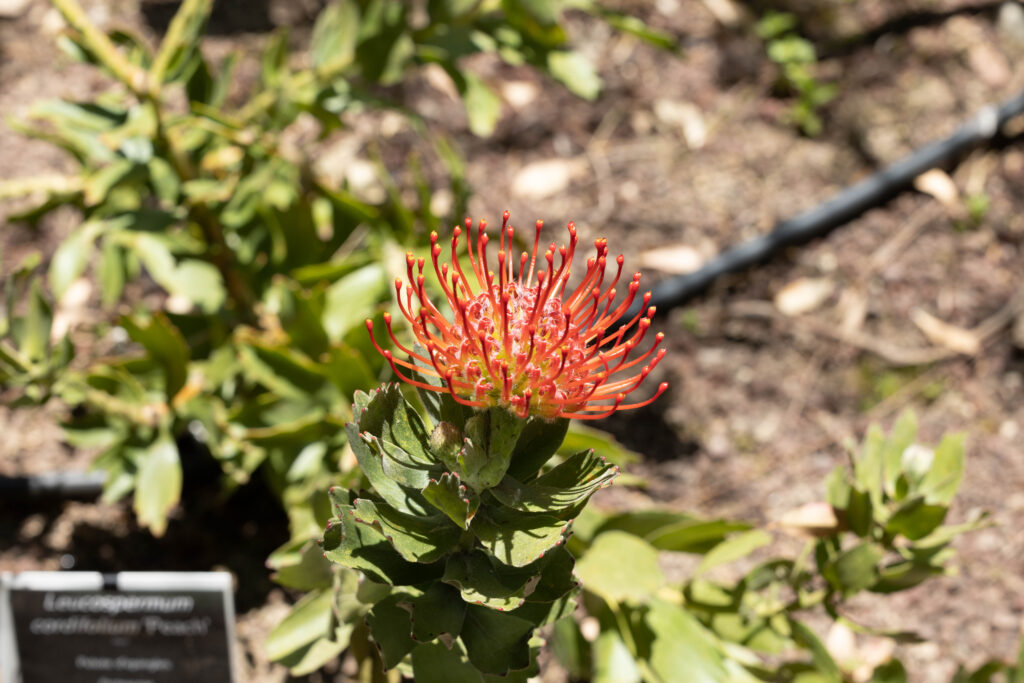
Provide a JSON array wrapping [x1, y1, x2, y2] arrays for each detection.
[[8, 589, 233, 682]]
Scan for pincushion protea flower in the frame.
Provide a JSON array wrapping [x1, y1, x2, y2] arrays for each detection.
[[367, 211, 667, 420]]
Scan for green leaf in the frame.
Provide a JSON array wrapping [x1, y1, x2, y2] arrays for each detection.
[[461, 73, 502, 137], [547, 51, 601, 100], [885, 497, 947, 541], [150, 0, 212, 84], [824, 465, 851, 509], [491, 449, 618, 514], [525, 546, 578, 603], [348, 423, 434, 516], [83, 158, 136, 205], [919, 432, 965, 505], [550, 617, 590, 680], [312, 0, 359, 73], [366, 592, 417, 668], [426, 0, 478, 21], [560, 422, 639, 467], [767, 35, 817, 64], [594, 10, 677, 51], [351, 497, 461, 563], [506, 416, 570, 481], [237, 342, 331, 402], [261, 30, 289, 87], [49, 221, 102, 299], [267, 538, 334, 590], [442, 551, 540, 611], [322, 263, 386, 342], [593, 630, 640, 683], [20, 280, 53, 362], [411, 582, 466, 641], [646, 519, 752, 554], [378, 386, 435, 464], [872, 560, 941, 594], [593, 509, 698, 538], [132, 436, 181, 537], [846, 485, 874, 537], [423, 472, 480, 529], [164, 259, 225, 313], [472, 507, 571, 568], [575, 530, 663, 603], [646, 598, 731, 683], [287, 442, 328, 483], [373, 434, 435, 488], [823, 542, 883, 596], [98, 237, 125, 307], [121, 312, 189, 399], [696, 530, 772, 575], [855, 425, 885, 507], [756, 11, 798, 40], [323, 495, 446, 585], [128, 231, 176, 284], [411, 641, 482, 683], [25, 100, 123, 163], [278, 636, 348, 677], [354, 0, 412, 84], [455, 408, 524, 491], [460, 604, 534, 675], [789, 618, 842, 682], [882, 410, 917, 498], [508, 0, 561, 24], [147, 157, 180, 203], [266, 588, 334, 661]]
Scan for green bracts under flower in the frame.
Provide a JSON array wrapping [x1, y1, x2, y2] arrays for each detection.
[[322, 383, 618, 678]]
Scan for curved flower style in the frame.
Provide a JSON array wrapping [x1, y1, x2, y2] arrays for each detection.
[[367, 212, 667, 420]]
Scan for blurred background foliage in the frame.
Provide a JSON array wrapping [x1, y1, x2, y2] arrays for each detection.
[[0, 0, 672, 538]]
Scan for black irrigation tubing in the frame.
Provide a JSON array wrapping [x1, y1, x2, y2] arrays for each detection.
[[0, 470, 107, 502], [5, 89, 1024, 503], [625, 88, 1024, 324]]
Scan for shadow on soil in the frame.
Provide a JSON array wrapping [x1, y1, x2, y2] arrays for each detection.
[[0, 437, 290, 613]]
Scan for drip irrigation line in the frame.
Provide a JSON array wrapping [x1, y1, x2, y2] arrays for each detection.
[[6, 91, 1024, 503], [0, 470, 106, 502], [626, 88, 1024, 323]]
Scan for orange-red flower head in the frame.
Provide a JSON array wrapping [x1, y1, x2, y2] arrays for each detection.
[[367, 212, 667, 420]]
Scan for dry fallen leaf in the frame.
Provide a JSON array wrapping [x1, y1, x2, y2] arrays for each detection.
[[511, 158, 587, 199], [913, 168, 960, 210], [51, 278, 93, 342], [0, 0, 32, 19], [837, 288, 869, 336], [825, 622, 858, 670], [775, 502, 840, 538], [653, 99, 708, 150], [910, 308, 981, 355], [421, 62, 459, 100], [500, 80, 539, 110], [967, 43, 1011, 87], [699, 0, 745, 27], [774, 277, 835, 316], [636, 243, 705, 274]]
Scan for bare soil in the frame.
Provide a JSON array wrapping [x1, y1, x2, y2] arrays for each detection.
[[3, 0, 1024, 681]]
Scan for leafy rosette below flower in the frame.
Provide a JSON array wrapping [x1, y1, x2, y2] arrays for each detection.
[[321, 383, 619, 677]]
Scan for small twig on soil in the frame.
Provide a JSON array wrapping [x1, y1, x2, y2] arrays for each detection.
[[728, 300, 956, 365], [866, 202, 943, 277], [728, 291, 1024, 367]]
